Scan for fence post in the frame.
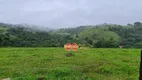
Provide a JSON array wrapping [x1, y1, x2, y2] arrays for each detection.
[[140, 49, 142, 80]]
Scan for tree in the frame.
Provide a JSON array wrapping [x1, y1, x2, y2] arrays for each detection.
[[134, 42, 142, 48], [134, 22, 142, 27]]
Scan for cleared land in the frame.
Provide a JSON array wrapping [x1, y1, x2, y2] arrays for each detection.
[[0, 48, 140, 80]]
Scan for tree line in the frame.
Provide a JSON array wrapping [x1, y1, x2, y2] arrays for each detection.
[[0, 22, 142, 48]]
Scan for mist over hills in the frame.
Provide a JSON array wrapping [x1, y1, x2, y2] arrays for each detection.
[[0, 22, 52, 32], [0, 21, 142, 48]]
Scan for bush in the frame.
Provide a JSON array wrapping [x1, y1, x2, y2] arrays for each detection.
[[134, 42, 142, 48]]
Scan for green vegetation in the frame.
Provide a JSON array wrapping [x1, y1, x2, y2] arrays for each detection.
[[0, 22, 141, 79], [0, 48, 140, 80], [1, 22, 142, 48]]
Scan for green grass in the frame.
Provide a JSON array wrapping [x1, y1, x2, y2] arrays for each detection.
[[0, 48, 140, 80]]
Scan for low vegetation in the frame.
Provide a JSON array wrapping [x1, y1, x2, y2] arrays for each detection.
[[0, 48, 140, 80]]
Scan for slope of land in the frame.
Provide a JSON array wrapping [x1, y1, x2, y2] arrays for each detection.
[[1, 22, 142, 48]]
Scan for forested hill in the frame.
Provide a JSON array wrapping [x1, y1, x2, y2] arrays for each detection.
[[0, 22, 142, 48], [0, 22, 74, 47]]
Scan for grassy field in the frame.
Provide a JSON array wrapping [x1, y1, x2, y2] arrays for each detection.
[[0, 48, 140, 80]]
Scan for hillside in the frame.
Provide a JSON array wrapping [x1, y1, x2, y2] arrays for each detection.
[[0, 22, 142, 48], [57, 22, 142, 48], [0, 22, 74, 47]]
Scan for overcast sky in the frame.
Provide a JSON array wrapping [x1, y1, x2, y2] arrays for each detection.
[[0, 0, 142, 28]]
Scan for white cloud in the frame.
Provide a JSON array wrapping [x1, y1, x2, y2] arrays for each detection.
[[0, 0, 142, 28]]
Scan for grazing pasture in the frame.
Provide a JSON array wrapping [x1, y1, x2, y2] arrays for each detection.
[[0, 48, 140, 80]]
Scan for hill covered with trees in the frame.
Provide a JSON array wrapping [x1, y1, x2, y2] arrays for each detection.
[[0, 22, 142, 48]]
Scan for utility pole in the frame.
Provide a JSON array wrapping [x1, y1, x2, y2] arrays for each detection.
[[139, 49, 142, 80]]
